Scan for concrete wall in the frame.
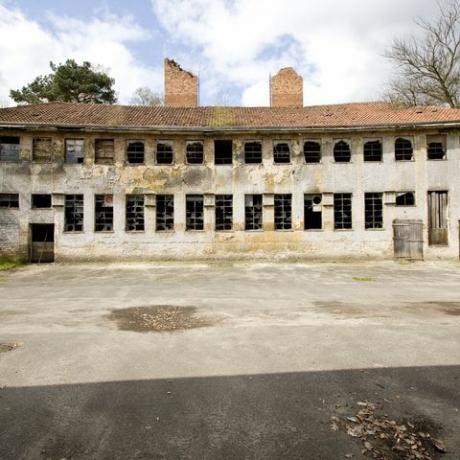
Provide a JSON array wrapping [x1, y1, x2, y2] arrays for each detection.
[[1, 128, 459, 261]]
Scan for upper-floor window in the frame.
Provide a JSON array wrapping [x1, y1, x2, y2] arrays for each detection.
[[427, 135, 446, 160], [186, 141, 204, 164], [363, 140, 383, 162], [0, 136, 20, 161], [33, 138, 53, 162], [244, 141, 262, 164], [214, 140, 233, 165], [95, 139, 114, 165], [126, 141, 145, 164], [0, 193, 19, 208], [303, 141, 321, 163], [395, 138, 413, 161], [156, 141, 174, 164], [31, 194, 52, 209], [333, 140, 351, 163], [65, 139, 84, 164], [273, 142, 291, 164]]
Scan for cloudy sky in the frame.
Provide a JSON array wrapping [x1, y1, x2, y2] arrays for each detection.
[[0, 0, 438, 107]]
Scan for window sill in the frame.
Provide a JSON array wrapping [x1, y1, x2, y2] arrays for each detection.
[[427, 158, 447, 162], [185, 229, 205, 232], [125, 163, 146, 166], [126, 230, 145, 233], [304, 228, 323, 232], [274, 228, 294, 232], [333, 162, 353, 164], [395, 160, 415, 163], [63, 231, 84, 234], [0, 160, 20, 163], [334, 228, 353, 232], [245, 229, 264, 232], [273, 162, 292, 165], [94, 230, 114, 233], [365, 228, 385, 231], [363, 160, 383, 163], [155, 229, 175, 233], [304, 162, 322, 165]]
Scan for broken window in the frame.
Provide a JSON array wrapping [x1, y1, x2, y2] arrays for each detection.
[[33, 138, 53, 162], [304, 194, 322, 230], [186, 141, 204, 164], [156, 141, 174, 164], [0, 136, 20, 161], [214, 140, 233, 164], [396, 192, 415, 207], [365, 193, 383, 229], [95, 194, 113, 232], [304, 141, 321, 163], [215, 194, 233, 231], [126, 141, 145, 164], [334, 193, 352, 229], [395, 138, 413, 161], [156, 195, 174, 231], [186, 195, 204, 230], [334, 141, 351, 163], [274, 194, 292, 230], [273, 142, 291, 163], [364, 140, 383, 162], [245, 194, 263, 230], [126, 195, 145, 231], [95, 139, 114, 164], [0, 193, 19, 208], [244, 141, 262, 164], [65, 139, 84, 164], [31, 194, 52, 209], [65, 195, 84, 232], [427, 136, 446, 160]]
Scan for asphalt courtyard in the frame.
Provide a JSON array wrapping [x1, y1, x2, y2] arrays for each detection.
[[0, 261, 460, 460]]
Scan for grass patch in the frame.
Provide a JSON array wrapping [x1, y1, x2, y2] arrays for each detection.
[[352, 276, 376, 282], [0, 259, 24, 271]]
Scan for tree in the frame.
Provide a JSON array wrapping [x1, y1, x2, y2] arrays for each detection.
[[10, 60, 116, 104], [385, 0, 460, 107], [130, 87, 164, 106]]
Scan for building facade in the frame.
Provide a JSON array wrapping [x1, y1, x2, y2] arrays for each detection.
[[1, 60, 460, 262]]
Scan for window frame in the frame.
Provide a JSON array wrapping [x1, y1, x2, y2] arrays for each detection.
[[244, 141, 263, 164], [394, 137, 414, 162], [155, 194, 174, 232], [274, 194, 292, 231], [94, 194, 114, 232], [245, 194, 263, 231], [363, 139, 383, 163], [303, 140, 322, 164], [0, 136, 20, 162], [94, 139, 115, 165], [0, 193, 19, 209], [427, 136, 447, 161], [304, 194, 323, 230], [214, 140, 233, 165], [64, 194, 84, 233], [395, 191, 416, 207], [185, 194, 204, 231], [333, 140, 352, 163], [215, 194, 233, 231], [31, 194, 52, 209], [65, 139, 85, 164], [156, 140, 174, 165], [185, 141, 204, 165], [273, 141, 291, 164], [126, 140, 145, 165], [364, 192, 384, 230], [125, 194, 145, 232], [333, 193, 353, 230], [32, 137, 53, 163]]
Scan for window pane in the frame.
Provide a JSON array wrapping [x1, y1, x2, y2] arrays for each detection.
[[65, 139, 85, 164], [156, 142, 174, 164], [244, 142, 262, 164], [395, 138, 413, 161], [186, 195, 204, 230], [186, 142, 204, 164], [215, 195, 233, 230], [127, 141, 145, 164], [273, 142, 290, 163], [334, 141, 351, 163], [65, 195, 84, 232], [334, 193, 352, 229], [365, 193, 383, 229], [304, 194, 322, 230], [0, 193, 19, 208], [304, 141, 321, 163], [156, 195, 174, 231], [126, 195, 145, 231], [214, 140, 233, 165], [274, 194, 292, 230], [95, 195, 113, 231], [363, 140, 382, 162], [245, 194, 263, 230], [0, 136, 20, 161]]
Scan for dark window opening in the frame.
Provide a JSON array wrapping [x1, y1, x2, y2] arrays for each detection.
[[245, 194, 263, 230], [214, 140, 233, 165], [126, 141, 145, 164], [0, 136, 20, 161], [156, 141, 174, 164], [304, 194, 322, 230], [395, 138, 413, 161], [215, 194, 233, 231], [304, 141, 321, 163], [32, 194, 52, 209], [186, 195, 204, 230], [156, 195, 174, 231], [364, 140, 383, 162], [186, 142, 204, 164], [273, 142, 291, 163], [365, 193, 383, 229], [33, 138, 53, 162], [126, 195, 145, 231], [396, 192, 415, 207], [427, 142, 445, 160], [244, 142, 262, 164], [0, 193, 19, 208], [65, 195, 84, 232], [334, 141, 351, 163], [65, 139, 84, 164], [31, 224, 54, 242], [274, 194, 292, 230], [334, 193, 352, 229], [95, 139, 114, 164], [95, 194, 113, 232]]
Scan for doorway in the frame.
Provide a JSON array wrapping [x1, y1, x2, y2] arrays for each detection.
[[30, 224, 54, 263], [428, 191, 448, 246]]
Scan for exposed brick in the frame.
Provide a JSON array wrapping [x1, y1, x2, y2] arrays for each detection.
[[270, 67, 303, 108], [164, 58, 198, 107]]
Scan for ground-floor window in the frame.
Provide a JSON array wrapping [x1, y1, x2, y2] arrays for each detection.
[[95, 195, 113, 232], [156, 195, 174, 231], [0, 193, 19, 208], [186, 195, 204, 230], [126, 195, 145, 231], [64, 195, 84, 232], [215, 194, 233, 231], [245, 194, 263, 230], [365, 193, 383, 229], [334, 193, 352, 230], [304, 194, 322, 230], [274, 194, 292, 230]]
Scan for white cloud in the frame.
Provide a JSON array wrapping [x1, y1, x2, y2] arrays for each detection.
[[0, 4, 162, 105], [152, 0, 438, 106]]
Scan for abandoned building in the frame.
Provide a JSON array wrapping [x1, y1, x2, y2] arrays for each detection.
[[1, 58, 460, 262]]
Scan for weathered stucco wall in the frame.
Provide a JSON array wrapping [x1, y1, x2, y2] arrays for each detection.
[[1, 128, 459, 261]]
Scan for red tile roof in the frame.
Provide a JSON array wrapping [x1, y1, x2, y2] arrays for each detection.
[[1, 102, 460, 131]]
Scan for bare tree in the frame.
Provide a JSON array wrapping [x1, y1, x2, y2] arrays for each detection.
[[130, 87, 164, 106], [385, 0, 460, 107]]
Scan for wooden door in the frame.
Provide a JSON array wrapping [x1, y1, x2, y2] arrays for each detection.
[[428, 192, 448, 246], [393, 219, 423, 260]]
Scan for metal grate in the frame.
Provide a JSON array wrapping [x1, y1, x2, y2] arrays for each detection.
[[244, 142, 262, 164], [215, 194, 233, 231], [64, 195, 84, 232], [363, 140, 382, 162], [274, 194, 292, 230], [95, 194, 113, 232], [156, 195, 174, 231], [303, 141, 321, 163], [65, 139, 84, 164], [395, 138, 413, 161], [126, 141, 145, 164], [0, 136, 20, 161], [273, 142, 291, 163], [245, 194, 263, 230], [186, 195, 204, 230], [334, 193, 352, 229], [126, 195, 145, 231], [334, 141, 351, 163], [186, 141, 204, 164], [365, 193, 383, 229], [156, 142, 174, 164]]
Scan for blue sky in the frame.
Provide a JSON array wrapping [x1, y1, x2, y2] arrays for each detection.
[[0, 0, 438, 106]]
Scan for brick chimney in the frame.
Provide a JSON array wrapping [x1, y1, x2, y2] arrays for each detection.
[[270, 67, 303, 108], [164, 58, 198, 107]]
